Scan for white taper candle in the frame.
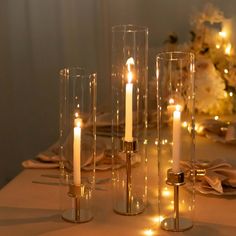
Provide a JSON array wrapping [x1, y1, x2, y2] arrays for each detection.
[[124, 57, 135, 142], [73, 118, 81, 186], [172, 106, 181, 173]]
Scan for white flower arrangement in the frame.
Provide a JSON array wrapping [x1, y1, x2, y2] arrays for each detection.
[[165, 3, 236, 115]]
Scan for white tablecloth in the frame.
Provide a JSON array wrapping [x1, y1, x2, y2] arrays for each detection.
[[0, 134, 236, 236]]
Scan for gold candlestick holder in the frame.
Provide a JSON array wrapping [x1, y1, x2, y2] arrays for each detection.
[[121, 139, 138, 215], [156, 51, 195, 231], [161, 169, 192, 231], [59, 68, 96, 224], [111, 25, 148, 216], [112, 138, 146, 216], [62, 184, 93, 223]]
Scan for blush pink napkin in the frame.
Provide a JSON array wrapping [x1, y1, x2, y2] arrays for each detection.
[[181, 159, 236, 195]]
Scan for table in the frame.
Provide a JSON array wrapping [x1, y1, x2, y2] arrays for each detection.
[[0, 134, 236, 236]]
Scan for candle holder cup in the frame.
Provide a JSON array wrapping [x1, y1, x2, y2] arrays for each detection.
[[59, 67, 96, 223], [111, 25, 148, 216], [156, 52, 195, 231]]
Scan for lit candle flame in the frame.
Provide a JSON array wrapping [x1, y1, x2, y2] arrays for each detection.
[[127, 71, 132, 83], [75, 117, 82, 127], [126, 57, 135, 83], [126, 57, 135, 70], [176, 104, 182, 111], [169, 98, 175, 104]]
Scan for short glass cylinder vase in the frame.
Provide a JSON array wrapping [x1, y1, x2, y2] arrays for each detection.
[[59, 67, 96, 223], [156, 52, 195, 231], [111, 25, 148, 216]]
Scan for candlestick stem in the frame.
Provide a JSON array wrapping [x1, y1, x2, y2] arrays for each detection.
[[114, 138, 145, 216], [126, 151, 132, 213], [174, 185, 179, 231], [74, 196, 80, 222]]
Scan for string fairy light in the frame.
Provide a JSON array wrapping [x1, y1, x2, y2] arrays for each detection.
[[143, 229, 155, 236], [224, 68, 229, 74]]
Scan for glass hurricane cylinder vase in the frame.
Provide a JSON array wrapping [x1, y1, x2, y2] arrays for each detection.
[[59, 67, 96, 223], [156, 52, 195, 231], [111, 25, 148, 216]]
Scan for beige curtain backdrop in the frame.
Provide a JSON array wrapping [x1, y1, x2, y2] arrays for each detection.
[[0, 0, 235, 187]]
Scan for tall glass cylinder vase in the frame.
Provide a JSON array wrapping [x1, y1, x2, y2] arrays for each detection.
[[156, 52, 195, 231], [111, 25, 148, 215], [59, 67, 96, 223]]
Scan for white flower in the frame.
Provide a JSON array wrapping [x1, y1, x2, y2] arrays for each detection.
[[225, 68, 236, 89], [195, 57, 226, 114], [191, 3, 224, 29]]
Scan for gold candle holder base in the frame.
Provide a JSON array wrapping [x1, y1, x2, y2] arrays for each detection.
[[161, 169, 193, 232], [161, 217, 193, 232], [62, 184, 93, 223], [113, 201, 145, 216]]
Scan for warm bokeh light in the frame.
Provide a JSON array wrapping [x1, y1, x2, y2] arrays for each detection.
[[169, 98, 175, 104], [143, 229, 155, 236], [224, 68, 229, 74], [161, 139, 168, 145], [162, 187, 171, 197], [167, 200, 174, 210], [219, 31, 227, 38], [214, 116, 219, 120], [152, 215, 164, 224], [225, 43, 232, 55], [195, 123, 204, 133]]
